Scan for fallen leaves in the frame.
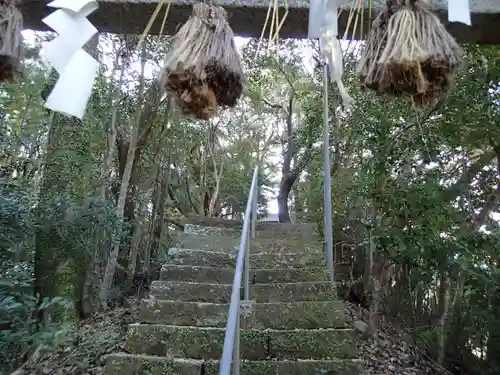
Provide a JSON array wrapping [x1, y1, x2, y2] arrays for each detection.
[[11, 299, 140, 375], [344, 302, 451, 375]]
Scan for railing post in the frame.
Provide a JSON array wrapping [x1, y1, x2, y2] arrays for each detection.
[[321, 47, 335, 284], [244, 220, 250, 300], [219, 167, 259, 375], [231, 308, 240, 375], [251, 183, 257, 239]]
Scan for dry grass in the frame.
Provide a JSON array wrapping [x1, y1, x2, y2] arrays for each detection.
[[356, 0, 463, 108], [159, 3, 243, 120]]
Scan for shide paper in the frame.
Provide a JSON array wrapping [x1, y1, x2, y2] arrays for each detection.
[[42, 0, 99, 119], [309, 0, 352, 108]]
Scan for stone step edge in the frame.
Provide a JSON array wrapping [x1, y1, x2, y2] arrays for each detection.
[[143, 299, 344, 307], [151, 281, 340, 289], [139, 300, 350, 329], [168, 247, 326, 256], [129, 323, 353, 334], [107, 352, 363, 364], [180, 232, 324, 244], [184, 223, 319, 235], [183, 225, 321, 240], [106, 352, 364, 366], [161, 264, 328, 272]]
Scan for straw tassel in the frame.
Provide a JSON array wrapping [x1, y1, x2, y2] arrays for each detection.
[[159, 3, 244, 120], [0, 0, 24, 82]]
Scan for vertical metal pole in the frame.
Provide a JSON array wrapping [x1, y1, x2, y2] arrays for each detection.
[[243, 228, 250, 300], [244, 211, 251, 300], [251, 184, 257, 239], [231, 308, 240, 375], [322, 59, 335, 284]]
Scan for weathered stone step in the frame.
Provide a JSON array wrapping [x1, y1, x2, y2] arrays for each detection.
[[104, 353, 202, 375], [204, 359, 365, 375], [139, 300, 349, 329], [150, 281, 338, 303], [177, 233, 323, 254], [160, 265, 329, 283], [186, 215, 318, 233], [125, 324, 356, 360], [105, 353, 365, 375], [166, 248, 326, 269], [185, 224, 320, 241]]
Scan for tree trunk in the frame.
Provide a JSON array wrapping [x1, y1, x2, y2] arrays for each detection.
[[99, 51, 147, 309], [276, 97, 316, 223], [437, 275, 451, 365], [127, 218, 143, 281], [277, 182, 292, 222], [487, 258, 500, 368], [34, 35, 99, 324], [113, 82, 161, 257]]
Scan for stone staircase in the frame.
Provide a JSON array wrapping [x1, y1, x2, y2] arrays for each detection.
[[104, 222, 365, 375]]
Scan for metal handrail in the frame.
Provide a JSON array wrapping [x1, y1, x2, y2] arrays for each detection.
[[219, 166, 259, 375]]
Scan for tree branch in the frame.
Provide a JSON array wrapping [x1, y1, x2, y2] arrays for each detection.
[[440, 150, 496, 202]]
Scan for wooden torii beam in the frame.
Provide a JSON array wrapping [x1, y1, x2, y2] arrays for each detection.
[[20, 0, 500, 44]]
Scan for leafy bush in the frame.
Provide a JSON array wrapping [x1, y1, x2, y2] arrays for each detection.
[[0, 186, 120, 374]]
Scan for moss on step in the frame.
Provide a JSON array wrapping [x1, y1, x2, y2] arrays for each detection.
[[250, 281, 338, 302], [160, 265, 234, 283], [150, 281, 338, 303], [104, 353, 202, 375], [165, 248, 327, 270], [159, 264, 329, 284], [269, 328, 356, 359], [252, 267, 329, 283], [251, 300, 349, 329], [150, 281, 233, 303], [124, 325, 267, 359], [124, 325, 355, 360], [166, 248, 236, 268], [178, 233, 323, 254], [203, 359, 366, 375], [139, 300, 349, 329], [105, 355, 365, 375], [184, 224, 320, 241]]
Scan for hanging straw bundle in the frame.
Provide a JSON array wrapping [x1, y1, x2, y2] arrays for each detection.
[[159, 3, 243, 120], [356, 0, 463, 108], [0, 0, 23, 83], [356, 2, 394, 94]]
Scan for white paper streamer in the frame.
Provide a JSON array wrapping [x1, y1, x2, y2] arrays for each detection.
[[319, 0, 353, 108], [448, 0, 471, 26], [42, 0, 99, 119]]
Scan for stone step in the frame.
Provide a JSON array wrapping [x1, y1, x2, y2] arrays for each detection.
[[104, 354, 202, 375], [105, 353, 365, 375], [185, 223, 319, 241], [150, 281, 338, 303], [166, 248, 326, 268], [124, 324, 356, 360], [204, 359, 365, 375], [177, 233, 323, 254], [160, 265, 329, 284], [139, 300, 349, 329], [186, 215, 318, 233]]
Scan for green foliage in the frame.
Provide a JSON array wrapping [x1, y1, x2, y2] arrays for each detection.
[[0, 183, 119, 373], [2, 31, 500, 375]]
